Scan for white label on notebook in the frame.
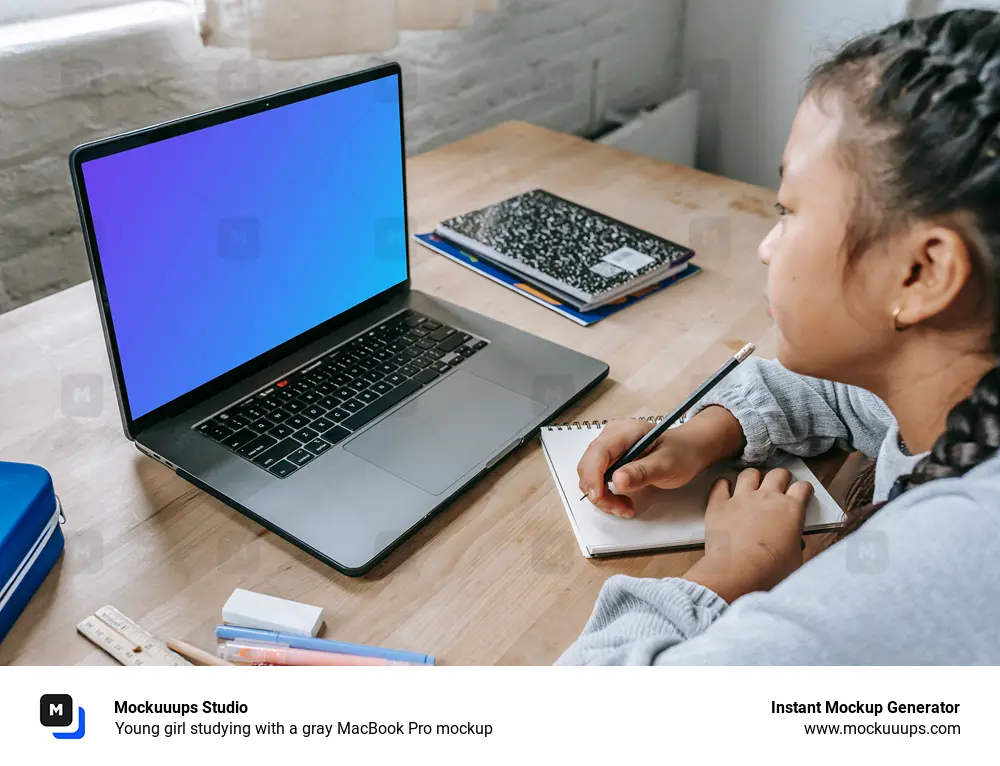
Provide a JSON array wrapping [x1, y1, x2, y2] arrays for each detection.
[[603, 247, 655, 274], [590, 261, 624, 279]]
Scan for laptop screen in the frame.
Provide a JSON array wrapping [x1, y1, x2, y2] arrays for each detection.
[[80, 73, 408, 420]]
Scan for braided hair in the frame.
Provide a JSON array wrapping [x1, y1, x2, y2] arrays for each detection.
[[804, 9, 1000, 539]]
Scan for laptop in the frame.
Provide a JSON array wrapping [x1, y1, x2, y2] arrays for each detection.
[[69, 64, 609, 576]]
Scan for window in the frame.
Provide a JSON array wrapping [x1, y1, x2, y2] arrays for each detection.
[[1, 0, 181, 25]]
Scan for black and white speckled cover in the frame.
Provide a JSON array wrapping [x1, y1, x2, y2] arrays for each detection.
[[437, 189, 694, 301]]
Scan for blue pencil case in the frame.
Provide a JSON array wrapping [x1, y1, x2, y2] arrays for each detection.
[[0, 461, 64, 643]]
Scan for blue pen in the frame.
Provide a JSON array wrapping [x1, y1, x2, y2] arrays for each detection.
[[215, 625, 435, 665]]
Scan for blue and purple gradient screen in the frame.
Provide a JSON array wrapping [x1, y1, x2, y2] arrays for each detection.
[[81, 74, 407, 419]]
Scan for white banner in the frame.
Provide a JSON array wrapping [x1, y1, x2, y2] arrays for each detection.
[[1, 667, 991, 763]]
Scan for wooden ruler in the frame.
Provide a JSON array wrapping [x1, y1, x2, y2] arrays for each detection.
[[77, 605, 191, 666]]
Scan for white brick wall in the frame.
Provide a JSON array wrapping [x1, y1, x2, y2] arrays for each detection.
[[0, 0, 685, 313]]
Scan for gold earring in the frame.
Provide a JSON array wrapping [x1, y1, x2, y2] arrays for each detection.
[[891, 306, 907, 332]]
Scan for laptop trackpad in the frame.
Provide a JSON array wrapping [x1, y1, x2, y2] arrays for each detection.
[[344, 371, 546, 496]]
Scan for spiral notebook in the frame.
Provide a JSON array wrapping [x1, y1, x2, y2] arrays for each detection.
[[540, 418, 845, 558]]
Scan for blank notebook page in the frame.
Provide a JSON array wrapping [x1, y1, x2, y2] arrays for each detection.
[[540, 423, 845, 557]]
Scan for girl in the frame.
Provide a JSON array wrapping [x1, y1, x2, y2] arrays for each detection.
[[557, 8, 1000, 665]]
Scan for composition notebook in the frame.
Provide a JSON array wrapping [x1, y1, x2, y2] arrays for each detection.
[[436, 189, 695, 311], [540, 419, 845, 558]]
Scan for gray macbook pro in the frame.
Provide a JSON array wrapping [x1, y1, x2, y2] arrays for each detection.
[[70, 64, 608, 575]]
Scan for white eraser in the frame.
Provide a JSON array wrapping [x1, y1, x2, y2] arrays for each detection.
[[222, 588, 324, 637]]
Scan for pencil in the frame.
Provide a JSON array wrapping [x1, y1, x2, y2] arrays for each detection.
[[582, 343, 756, 499], [167, 638, 234, 666]]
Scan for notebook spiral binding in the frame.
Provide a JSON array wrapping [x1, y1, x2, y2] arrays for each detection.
[[546, 415, 666, 431]]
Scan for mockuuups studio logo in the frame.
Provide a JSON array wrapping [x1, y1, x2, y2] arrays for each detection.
[[40, 694, 86, 740]]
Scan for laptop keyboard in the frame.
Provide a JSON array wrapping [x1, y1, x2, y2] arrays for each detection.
[[193, 310, 489, 479]]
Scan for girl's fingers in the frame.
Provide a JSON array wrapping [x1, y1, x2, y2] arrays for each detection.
[[590, 486, 637, 518], [760, 467, 793, 493], [707, 476, 732, 510], [577, 423, 649, 495], [785, 480, 815, 508], [733, 467, 762, 494]]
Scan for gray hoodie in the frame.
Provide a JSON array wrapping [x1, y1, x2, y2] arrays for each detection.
[[555, 358, 1000, 665]]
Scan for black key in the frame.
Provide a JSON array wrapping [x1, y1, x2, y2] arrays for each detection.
[[328, 407, 352, 422], [322, 425, 351, 445], [341, 399, 365, 413], [287, 414, 310, 430], [410, 327, 430, 338], [270, 423, 295, 440], [472, 340, 488, 350], [415, 338, 436, 350], [345, 365, 365, 378], [345, 380, 368, 395], [289, 381, 311, 396], [356, 389, 380, 405], [376, 362, 399, 376], [356, 357, 378, 372], [303, 405, 326, 420], [238, 433, 277, 459], [431, 361, 452, 375], [216, 411, 238, 426], [268, 460, 298, 478], [422, 320, 441, 331], [222, 428, 257, 451], [413, 356, 434, 369], [326, 373, 349, 387], [401, 346, 422, 359], [294, 427, 320, 443], [252, 438, 300, 468], [428, 326, 455, 342], [456, 332, 472, 343], [251, 418, 274, 433], [284, 399, 306, 413], [397, 335, 416, 348], [446, 355, 464, 367], [373, 381, 394, 396], [342, 379, 422, 431], [298, 391, 321, 405], [359, 370, 384, 386], [255, 396, 278, 412], [334, 387, 356, 401], [266, 408, 292, 423], [287, 449, 316, 468], [403, 331, 424, 344], [272, 388, 296, 403], [389, 353, 412, 368], [311, 416, 336, 433], [318, 396, 342, 410], [436, 334, 465, 353], [242, 405, 266, 421], [373, 348, 394, 362], [315, 382, 336, 396], [423, 348, 445, 361], [304, 438, 334, 456], [398, 364, 422, 377], [458, 345, 476, 357], [414, 369, 440, 385], [387, 373, 408, 386], [402, 315, 425, 327], [226, 414, 253, 430]]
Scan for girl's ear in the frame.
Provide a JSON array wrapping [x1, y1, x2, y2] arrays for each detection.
[[893, 220, 976, 329]]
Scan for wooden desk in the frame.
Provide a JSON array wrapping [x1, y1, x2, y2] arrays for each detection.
[[0, 122, 848, 666]]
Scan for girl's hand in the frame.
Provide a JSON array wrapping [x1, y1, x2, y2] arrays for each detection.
[[684, 467, 814, 603], [576, 406, 746, 518]]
